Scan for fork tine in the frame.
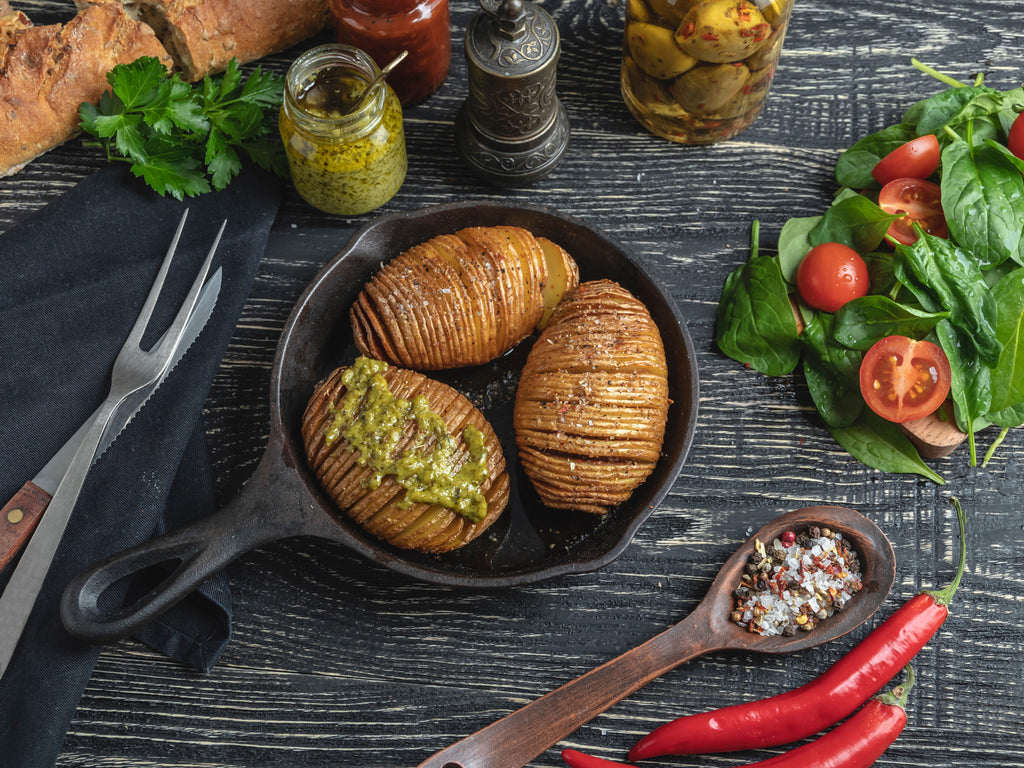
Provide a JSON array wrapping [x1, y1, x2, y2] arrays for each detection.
[[146, 218, 226, 366], [125, 209, 191, 347]]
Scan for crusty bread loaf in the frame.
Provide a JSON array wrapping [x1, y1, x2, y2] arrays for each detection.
[[0, 2, 171, 176], [109, 0, 329, 82]]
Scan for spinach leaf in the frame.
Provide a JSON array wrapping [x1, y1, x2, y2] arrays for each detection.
[[894, 232, 1001, 367], [986, 138, 1024, 174], [808, 194, 900, 254], [716, 254, 802, 376], [833, 295, 949, 350], [802, 314, 863, 428], [990, 403, 1024, 429], [904, 85, 998, 136], [989, 268, 1024, 414], [778, 214, 820, 283], [829, 410, 945, 484], [834, 123, 917, 189], [863, 251, 898, 295], [935, 318, 992, 465], [940, 136, 1024, 269]]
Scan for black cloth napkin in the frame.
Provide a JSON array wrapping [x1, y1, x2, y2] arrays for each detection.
[[0, 164, 282, 767]]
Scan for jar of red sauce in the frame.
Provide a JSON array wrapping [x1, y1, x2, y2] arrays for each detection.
[[327, 0, 451, 105]]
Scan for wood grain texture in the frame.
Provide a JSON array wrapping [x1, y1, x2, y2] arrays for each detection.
[[2, 0, 1023, 766]]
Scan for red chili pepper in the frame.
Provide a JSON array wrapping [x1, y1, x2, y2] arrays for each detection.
[[745, 665, 915, 768], [561, 749, 635, 768], [563, 666, 915, 768], [629, 499, 965, 761]]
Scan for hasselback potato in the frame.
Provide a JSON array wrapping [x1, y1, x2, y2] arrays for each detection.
[[302, 357, 510, 553], [350, 226, 579, 370], [513, 280, 670, 514]]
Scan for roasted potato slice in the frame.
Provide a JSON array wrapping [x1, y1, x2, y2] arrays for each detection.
[[513, 280, 670, 514], [303, 358, 510, 553], [350, 225, 579, 370]]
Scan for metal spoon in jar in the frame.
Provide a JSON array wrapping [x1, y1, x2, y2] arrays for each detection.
[[346, 50, 409, 114], [415, 505, 897, 768]]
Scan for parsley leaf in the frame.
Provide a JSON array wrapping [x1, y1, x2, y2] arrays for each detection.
[[79, 56, 286, 200]]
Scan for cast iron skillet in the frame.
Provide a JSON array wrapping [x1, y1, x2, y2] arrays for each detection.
[[61, 201, 700, 642]]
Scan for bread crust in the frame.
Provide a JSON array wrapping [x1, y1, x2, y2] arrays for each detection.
[[127, 0, 329, 81], [0, 2, 170, 176]]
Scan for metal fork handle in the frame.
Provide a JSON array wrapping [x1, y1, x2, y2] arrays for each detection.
[[0, 395, 124, 677]]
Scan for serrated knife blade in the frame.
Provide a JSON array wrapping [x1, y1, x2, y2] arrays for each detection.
[[0, 267, 222, 573]]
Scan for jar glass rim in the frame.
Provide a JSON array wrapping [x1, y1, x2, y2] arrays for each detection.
[[284, 43, 386, 131]]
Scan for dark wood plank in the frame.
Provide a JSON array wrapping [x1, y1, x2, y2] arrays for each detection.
[[2, 0, 1023, 766]]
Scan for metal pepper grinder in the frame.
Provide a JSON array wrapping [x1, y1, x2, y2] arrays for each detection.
[[456, 0, 570, 186]]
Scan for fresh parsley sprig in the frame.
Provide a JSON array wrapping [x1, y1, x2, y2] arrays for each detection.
[[79, 56, 289, 200]]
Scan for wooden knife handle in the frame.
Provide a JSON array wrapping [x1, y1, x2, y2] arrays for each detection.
[[0, 482, 51, 572]]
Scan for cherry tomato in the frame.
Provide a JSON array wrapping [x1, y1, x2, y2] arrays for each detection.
[[796, 242, 870, 313], [1009, 111, 1024, 160], [877, 177, 948, 246], [859, 335, 952, 423], [871, 134, 941, 186]]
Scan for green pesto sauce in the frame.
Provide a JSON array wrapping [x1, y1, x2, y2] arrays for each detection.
[[325, 357, 489, 523], [280, 66, 406, 216]]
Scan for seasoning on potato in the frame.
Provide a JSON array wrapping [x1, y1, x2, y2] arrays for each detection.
[[513, 280, 670, 514], [302, 356, 510, 553], [350, 225, 580, 370]]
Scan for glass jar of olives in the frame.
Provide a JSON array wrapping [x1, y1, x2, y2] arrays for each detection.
[[280, 44, 407, 216], [621, 0, 795, 144]]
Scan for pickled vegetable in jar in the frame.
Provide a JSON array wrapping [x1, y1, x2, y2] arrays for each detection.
[[621, 0, 795, 144], [280, 44, 407, 216], [328, 0, 450, 105]]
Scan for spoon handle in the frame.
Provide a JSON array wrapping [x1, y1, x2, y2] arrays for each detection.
[[416, 604, 716, 768]]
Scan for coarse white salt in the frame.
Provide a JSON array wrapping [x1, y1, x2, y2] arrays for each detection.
[[731, 528, 864, 637]]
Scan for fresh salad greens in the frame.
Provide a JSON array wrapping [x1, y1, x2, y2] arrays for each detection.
[[716, 60, 1024, 483], [79, 57, 289, 199]]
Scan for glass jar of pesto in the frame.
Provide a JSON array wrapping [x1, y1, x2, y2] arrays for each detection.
[[280, 44, 407, 216]]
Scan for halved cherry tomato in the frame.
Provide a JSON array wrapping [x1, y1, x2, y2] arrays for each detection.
[[859, 335, 952, 423], [1009, 111, 1024, 160], [796, 242, 870, 313], [871, 134, 941, 186], [878, 177, 948, 246]]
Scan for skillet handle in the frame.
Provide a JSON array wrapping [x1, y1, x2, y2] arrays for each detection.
[[60, 440, 324, 643]]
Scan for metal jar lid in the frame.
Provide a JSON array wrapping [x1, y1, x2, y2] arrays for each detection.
[[456, 0, 570, 186]]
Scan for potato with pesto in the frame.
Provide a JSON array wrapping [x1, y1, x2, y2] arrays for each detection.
[[350, 225, 579, 370], [513, 280, 670, 515], [302, 357, 510, 554]]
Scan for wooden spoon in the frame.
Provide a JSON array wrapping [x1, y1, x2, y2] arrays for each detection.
[[415, 505, 896, 768]]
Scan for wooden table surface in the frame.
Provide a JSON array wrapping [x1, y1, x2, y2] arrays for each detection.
[[3, 0, 1023, 766]]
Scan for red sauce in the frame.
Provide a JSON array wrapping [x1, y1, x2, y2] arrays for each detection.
[[328, 0, 450, 105]]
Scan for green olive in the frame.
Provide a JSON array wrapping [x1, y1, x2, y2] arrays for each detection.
[[746, 25, 786, 70], [670, 61, 750, 114], [627, 21, 699, 80], [710, 66, 773, 118], [674, 0, 771, 63], [623, 56, 688, 118], [626, 0, 656, 23], [645, 0, 698, 25]]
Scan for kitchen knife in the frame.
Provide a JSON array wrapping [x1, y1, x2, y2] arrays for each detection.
[[0, 267, 222, 573]]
